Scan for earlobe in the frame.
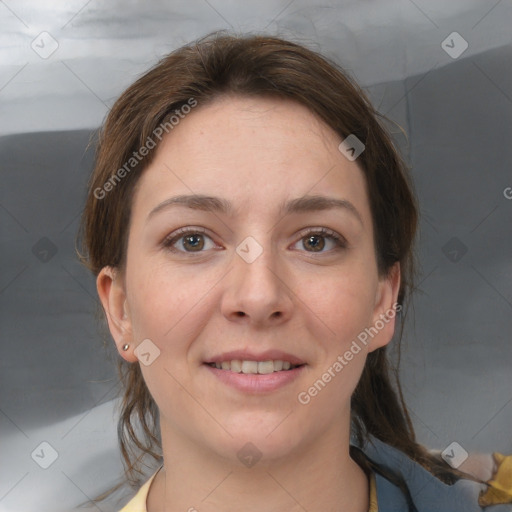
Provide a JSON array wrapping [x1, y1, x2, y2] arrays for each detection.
[[96, 266, 138, 363], [367, 262, 401, 353]]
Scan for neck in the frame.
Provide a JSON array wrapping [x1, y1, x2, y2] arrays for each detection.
[[147, 420, 369, 512]]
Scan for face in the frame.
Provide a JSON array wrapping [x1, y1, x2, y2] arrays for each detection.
[[98, 95, 400, 466]]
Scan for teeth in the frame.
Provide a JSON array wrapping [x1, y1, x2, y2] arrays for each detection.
[[209, 360, 300, 374], [241, 360, 258, 374], [230, 360, 242, 373], [258, 361, 274, 374]]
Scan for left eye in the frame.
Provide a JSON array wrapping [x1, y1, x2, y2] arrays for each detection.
[[163, 228, 217, 253], [293, 228, 347, 253]]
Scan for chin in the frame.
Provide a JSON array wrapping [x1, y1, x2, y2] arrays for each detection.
[[207, 411, 308, 465]]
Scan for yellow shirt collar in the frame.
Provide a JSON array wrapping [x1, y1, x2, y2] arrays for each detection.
[[119, 466, 379, 512]]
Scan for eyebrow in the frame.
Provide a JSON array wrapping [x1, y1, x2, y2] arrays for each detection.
[[147, 194, 363, 224]]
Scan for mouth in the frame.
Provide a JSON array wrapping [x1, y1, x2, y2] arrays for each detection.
[[203, 350, 307, 393], [205, 359, 305, 374]]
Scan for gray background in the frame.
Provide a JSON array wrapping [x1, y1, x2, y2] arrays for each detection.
[[1, 1, 511, 511]]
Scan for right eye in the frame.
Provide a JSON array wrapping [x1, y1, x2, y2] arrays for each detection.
[[162, 227, 219, 254]]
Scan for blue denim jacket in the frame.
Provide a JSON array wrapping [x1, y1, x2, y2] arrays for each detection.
[[360, 436, 512, 512]]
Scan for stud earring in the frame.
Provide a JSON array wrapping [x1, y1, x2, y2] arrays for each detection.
[[122, 344, 130, 351]]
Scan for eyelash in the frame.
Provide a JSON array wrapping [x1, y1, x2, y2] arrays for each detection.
[[162, 227, 210, 254], [298, 227, 348, 252], [162, 227, 347, 255]]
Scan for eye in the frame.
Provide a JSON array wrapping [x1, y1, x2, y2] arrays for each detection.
[[162, 227, 219, 253], [292, 227, 347, 253]]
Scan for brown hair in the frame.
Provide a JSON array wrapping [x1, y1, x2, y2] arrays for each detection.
[[78, 30, 472, 499]]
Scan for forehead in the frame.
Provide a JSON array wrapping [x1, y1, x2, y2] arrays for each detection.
[[162, 94, 340, 169], [132, 95, 371, 224]]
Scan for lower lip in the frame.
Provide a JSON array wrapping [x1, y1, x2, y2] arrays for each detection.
[[204, 364, 306, 393]]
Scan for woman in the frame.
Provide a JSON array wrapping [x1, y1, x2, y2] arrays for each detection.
[[79, 32, 511, 511]]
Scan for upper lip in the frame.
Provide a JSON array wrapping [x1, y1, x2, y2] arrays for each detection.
[[204, 349, 306, 366]]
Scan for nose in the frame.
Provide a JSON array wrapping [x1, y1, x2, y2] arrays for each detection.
[[220, 241, 293, 327]]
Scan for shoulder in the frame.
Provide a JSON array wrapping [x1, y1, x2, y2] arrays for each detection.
[[360, 436, 512, 512]]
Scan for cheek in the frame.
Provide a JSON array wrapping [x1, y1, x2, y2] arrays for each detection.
[[295, 274, 375, 416], [126, 258, 201, 341], [302, 269, 378, 347], [126, 262, 207, 429]]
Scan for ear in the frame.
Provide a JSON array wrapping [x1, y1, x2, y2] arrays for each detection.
[[96, 266, 138, 363], [367, 262, 401, 353]]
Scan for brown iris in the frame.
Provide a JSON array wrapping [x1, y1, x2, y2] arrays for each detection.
[[182, 234, 205, 251], [303, 234, 325, 252]]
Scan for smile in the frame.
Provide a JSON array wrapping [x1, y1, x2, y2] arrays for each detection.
[[207, 360, 302, 374]]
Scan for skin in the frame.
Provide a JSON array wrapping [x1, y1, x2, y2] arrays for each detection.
[[97, 95, 400, 511]]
